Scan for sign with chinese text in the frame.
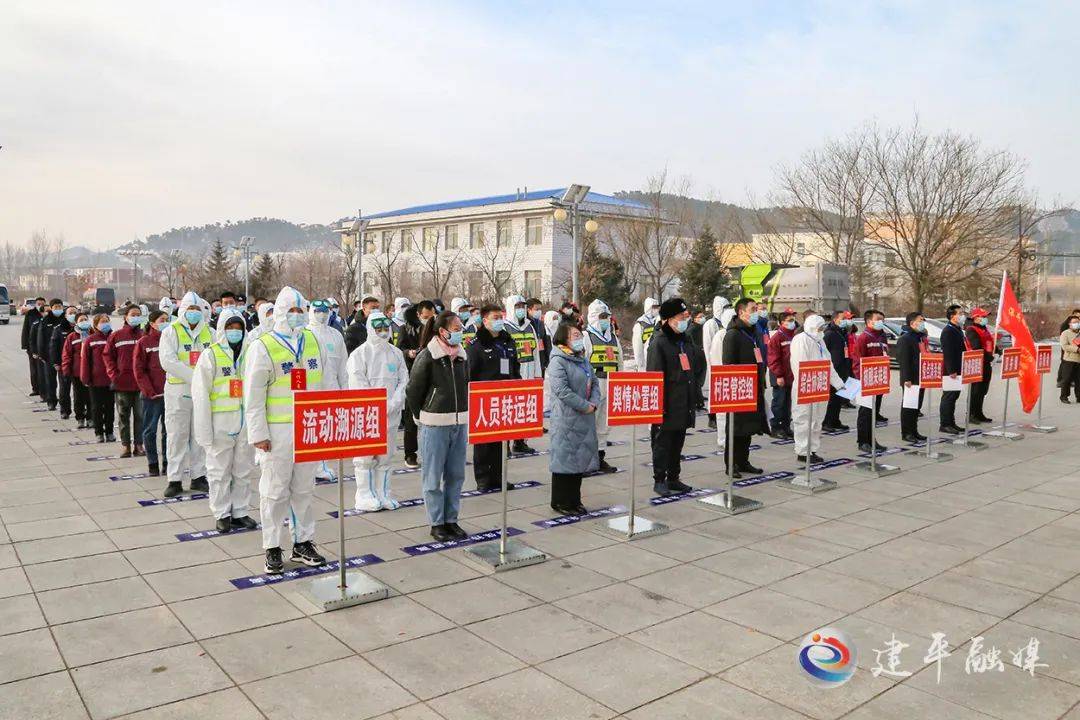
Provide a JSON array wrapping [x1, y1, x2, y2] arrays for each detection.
[[606, 371, 664, 426], [1001, 347, 1022, 380], [468, 379, 544, 444], [962, 350, 983, 384], [1036, 344, 1053, 375], [860, 356, 891, 397], [709, 364, 759, 413], [796, 360, 831, 405], [919, 353, 944, 389], [293, 389, 388, 463]]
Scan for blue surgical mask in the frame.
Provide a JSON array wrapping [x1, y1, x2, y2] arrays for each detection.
[[98, 323, 112, 334], [598, 319, 611, 332], [676, 318, 690, 333], [488, 319, 505, 334], [77, 320, 91, 331], [868, 320, 879, 331], [749, 311, 760, 324], [458, 311, 471, 324], [51, 308, 63, 317], [287, 313, 306, 329], [185, 310, 203, 325], [65, 313, 76, 324], [225, 329, 244, 344], [956, 314, 968, 325], [839, 319, 851, 328], [128, 315, 146, 327], [446, 330, 463, 346], [515, 307, 526, 321], [976, 317, 987, 326], [783, 320, 796, 331], [570, 338, 585, 352]]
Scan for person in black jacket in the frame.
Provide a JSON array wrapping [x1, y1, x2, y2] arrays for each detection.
[[343, 296, 381, 355], [896, 311, 928, 442], [939, 304, 967, 434], [821, 310, 851, 431], [396, 300, 436, 468], [466, 304, 521, 491], [687, 309, 709, 410], [646, 298, 696, 496], [722, 298, 767, 476], [36, 298, 66, 410], [22, 297, 46, 397], [49, 306, 77, 419]]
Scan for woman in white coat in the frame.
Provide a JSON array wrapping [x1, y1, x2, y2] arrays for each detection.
[[348, 311, 409, 511], [191, 309, 258, 533], [708, 307, 737, 450]]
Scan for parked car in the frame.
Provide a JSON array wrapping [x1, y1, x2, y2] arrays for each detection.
[[925, 318, 1010, 359]]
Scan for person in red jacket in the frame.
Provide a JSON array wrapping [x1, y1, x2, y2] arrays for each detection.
[[61, 312, 93, 429], [851, 308, 890, 452], [104, 305, 145, 457], [134, 310, 169, 476], [80, 313, 116, 443], [964, 307, 995, 424], [766, 310, 796, 439]]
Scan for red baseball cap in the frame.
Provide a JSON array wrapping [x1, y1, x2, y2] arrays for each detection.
[[842, 311, 853, 320], [970, 307, 990, 318]]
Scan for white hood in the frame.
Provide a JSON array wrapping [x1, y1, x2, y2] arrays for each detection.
[[712, 296, 730, 319], [159, 296, 174, 315], [258, 302, 274, 331], [393, 297, 411, 316], [272, 286, 308, 337], [504, 294, 527, 325], [544, 310, 560, 338], [803, 313, 826, 338], [720, 307, 737, 329], [641, 296, 659, 320], [214, 307, 248, 346], [587, 299, 611, 339], [309, 302, 330, 326], [450, 297, 470, 314], [365, 310, 391, 347], [176, 291, 207, 336]]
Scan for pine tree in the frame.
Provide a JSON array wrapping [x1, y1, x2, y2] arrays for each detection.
[[678, 224, 733, 313], [250, 252, 280, 300], [201, 237, 239, 298], [579, 244, 632, 310]]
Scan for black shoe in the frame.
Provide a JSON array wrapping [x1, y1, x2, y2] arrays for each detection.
[[797, 453, 824, 464], [96, 434, 105, 443], [1062, 397, 1072, 404], [430, 524, 455, 542], [597, 458, 617, 474], [190, 476, 209, 493], [105, 433, 117, 442], [446, 523, 468, 540], [913, 432, 927, 442], [60, 413, 70, 420], [736, 463, 763, 475], [969, 416, 985, 425], [215, 517, 232, 534], [668, 479, 692, 493], [708, 416, 717, 429], [476, 483, 500, 493], [232, 516, 258, 530], [512, 441, 536, 455], [550, 503, 576, 516], [939, 424, 962, 435], [877, 415, 890, 424], [653, 482, 680, 497], [147, 463, 160, 477], [404, 454, 420, 469], [858, 443, 873, 452], [163, 481, 183, 498], [976, 415, 993, 424], [290, 541, 326, 567], [265, 547, 284, 575], [902, 434, 921, 443], [821, 424, 842, 433]]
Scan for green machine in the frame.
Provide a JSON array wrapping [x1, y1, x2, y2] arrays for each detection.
[[735, 262, 850, 314]]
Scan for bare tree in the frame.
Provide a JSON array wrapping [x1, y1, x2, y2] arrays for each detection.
[[1011, 197, 1072, 303], [464, 225, 528, 301], [414, 228, 464, 299], [370, 230, 404, 302], [152, 250, 189, 298], [25, 230, 53, 293]]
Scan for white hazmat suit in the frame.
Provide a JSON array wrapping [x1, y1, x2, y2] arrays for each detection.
[[248, 302, 275, 341], [708, 307, 737, 448], [581, 299, 623, 454], [632, 296, 660, 370], [348, 311, 409, 511], [790, 314, 846, 458], [158, 291, 210, 487], [503, 294, 541, 380], [308, 303, 349, 481], [191, 309, 257, 522]]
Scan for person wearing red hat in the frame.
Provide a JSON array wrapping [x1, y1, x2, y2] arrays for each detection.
[[964, 307, 995, 423]]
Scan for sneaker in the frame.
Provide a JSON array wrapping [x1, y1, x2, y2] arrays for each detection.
[[445, 523, 468, 540], [736, 463, 764, 475], [190, 476, 209, 493], [163, 481, 183, 498], [430, 524, 455, 542], [707, 416, 717, 429], [231, 516, 258, 530], [597, 458, 617, 473], [512, 441, 536, 455], [105, 433, 117, 442], [60, 413, 70, 420], [215, 517, 232, 534], [877, 415, 890, 424], [290, 541, 326, 567], [265, 547, 284, 575], [96, 434, 105, 443], [939, 424, 962, 435], [404, 454, 420, 469], [797, 453, 825, 464], [668, 478, 692, 493], [653, 482, 680, 497], [147, 463, 160, 477]]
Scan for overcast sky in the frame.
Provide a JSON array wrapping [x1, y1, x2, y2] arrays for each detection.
[[1, 0, 1076, 250]]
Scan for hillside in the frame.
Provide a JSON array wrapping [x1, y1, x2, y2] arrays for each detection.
[[118, 217, 341, 256]]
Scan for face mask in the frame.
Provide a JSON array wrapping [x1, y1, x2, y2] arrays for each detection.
[[471, 313, 481, 324], [65, 313, 76, 324], [976, 317, 987, 326], [598, 319, 611, 332], [867, 320, 879, 331], [153, 322, 166, 333], [646, 309, 657, 320], [36, 304, 45, 312], [313, 310, 329, 324], [375, 328, 391, 339], [913, 321, 925, 333], [458, 312, 471, 324], [51, 308, 63, 316], [185, 310, 202, 325], [98, 323, 112, 334], [488, 319, 505, 334], [128, 315, 146, 327], [225, 329, 244, 344], [445, 330, 463, 346], [515, 307, 526, 320], [77, 320, 91, 331], [839, 319, 851, 328], [1071, 322, 1080, 332], [562, 308, 573, 316], [783, 320, 796, 331], [748, 311, 760, 324], [287, 313, 306, 329], [676, 318, 690, 333], [956, 314, 968, 325], [530, 309, 541, 320], [570, 338, 585, 352], [695, 317, 706, 325]]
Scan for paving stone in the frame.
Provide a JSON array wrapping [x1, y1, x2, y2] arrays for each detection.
[[53, 605, 193, 667], [169, 586, 303, 639], [0, 592, 47, 635], [0, 671, 90, 720], [554, 581, 691, 635], [429, 667, 615, 720], [692, 547, 809, 586], [314, 595, 455, 653], [468, 604, 615, 663], [23, 551, 138, 592], [116, 688, 263, 720], [410, 576, 541, 625], [704, 587, 844, 642], [0, 628, 65, 684], [628, 612, 781, 674], [624, 676, 806, 720], [201, 617, 353, 684], [628, 563, 755, 608]]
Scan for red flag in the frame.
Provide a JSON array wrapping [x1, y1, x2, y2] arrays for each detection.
[[994, 271, 1040, 413]]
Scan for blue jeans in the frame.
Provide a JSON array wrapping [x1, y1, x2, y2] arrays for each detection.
[[141, 397, 167, 466], [770, 382, 791, 432], [418, 423, 467, 526]]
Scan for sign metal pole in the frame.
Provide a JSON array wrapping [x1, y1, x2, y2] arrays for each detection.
[[699, 366, 764, 513], [910, 386, 952, 462], [953, 375, 988, 451], [777, 394, 837, 493], [604, 421, 670, 538], [854, 360, 899, 476], [983, 376, 1024, 440], [1022, 370, 1057, 433]]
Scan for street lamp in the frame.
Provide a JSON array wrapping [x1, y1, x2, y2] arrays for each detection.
[[557, 184, 593, 307], [235, 236, 256, 300], [117, 241, 153, 305], [349, 213, 371, 306]]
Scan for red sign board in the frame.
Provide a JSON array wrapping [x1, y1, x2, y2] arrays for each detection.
[[468, 379, 544, 445], [961, 350, 983, 384], [709, 364, 759, 413], [796, 360, 832, 405], [919, 353, 944, 389], [1036, 344, 1053, 375], [1000, 347, 1022, 380], [293, 388, 388, 463], [606, 371, 664, 426], [860, 356, 891, 397]]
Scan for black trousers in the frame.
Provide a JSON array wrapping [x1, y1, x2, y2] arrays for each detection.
[[71, 377, 90, 422], [650, 425, 686, 484], [473, 441, 504, 490], [970, 378, 990, 419], [402, 403, 418, 457], [1061, 361, 1080, 400], [57, 373, 73, 416], [900, 388, 924, 436], [38, 361, 57, 406], [823, 388, 844, 427], [856, 395, 883, 445], [27, 352, 41, 394], [940, 390, 961, 428], [722, 434, 753, 471], [770, 384, 792, 432], [88, 386, 115, 437], [551, 473, 583, 507]]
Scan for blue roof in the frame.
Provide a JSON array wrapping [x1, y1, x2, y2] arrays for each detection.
[[364, 187, 648, 220]]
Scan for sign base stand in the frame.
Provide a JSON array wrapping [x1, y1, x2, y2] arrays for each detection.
[[951, 437, 989, 451], [981, 428, 1025, 441], [853, 460, 901, 477], [463, 539, 547, 572], [698, 491, 764, 514], [906, 447, 953, 462], [1019, 422, 1056, 434], [304, 571, 390, 611], [776, 476, 837, 494], [598, 513, 669, 539]]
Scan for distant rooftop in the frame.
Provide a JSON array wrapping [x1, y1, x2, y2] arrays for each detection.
[[364, 187, 649, 220]]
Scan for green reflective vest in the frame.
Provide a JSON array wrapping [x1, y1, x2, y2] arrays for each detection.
[[208, 344, 243, 414], [508, 326, 536, 363], [587, 330, 620, 376], [258, 329, 322, 424], [166, 320, 214, 384]]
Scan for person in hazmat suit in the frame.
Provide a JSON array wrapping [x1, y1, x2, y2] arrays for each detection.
[[702, 296, 730, 429], [243, 286, 328, 575], [158, 291, 211, 498], [248, 302, 275, 341], [348, 310, 409, 511], [581, 299, 622, 473], [502, 293, 540, 454], [191, 309, 258, 534], [789, 314, 846, 464], [307, 299, 349, 482], [707, 307, 737, 450], [632, 297, 661, 369]]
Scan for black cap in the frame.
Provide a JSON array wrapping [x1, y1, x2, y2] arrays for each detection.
[[659, 298, 688, 321]]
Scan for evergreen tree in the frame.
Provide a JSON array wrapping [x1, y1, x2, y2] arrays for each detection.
[[579, 244, 633, 310], [678, 224, 733, 313], [201, 237, 239, 298], [250, 252, 280, 300]]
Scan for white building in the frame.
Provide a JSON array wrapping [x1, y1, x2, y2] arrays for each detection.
[[338, 187, 652, 303]]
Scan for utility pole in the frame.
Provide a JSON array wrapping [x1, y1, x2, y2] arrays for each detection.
[[117, 241, 153, 305], [236, 236, 256, 300]]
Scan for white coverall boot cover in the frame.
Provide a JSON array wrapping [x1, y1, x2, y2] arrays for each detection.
[[708, 308, 737, 449], [348, 310, 409, 511], [244, 287, 326, 550], [789, 314, 846, 458], [307, 303, 349, 481], [159, 291, 211, 486], [191, 309, 256, 522]]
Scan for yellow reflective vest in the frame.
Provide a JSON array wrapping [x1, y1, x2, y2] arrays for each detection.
[[258, 329, 322, 424]]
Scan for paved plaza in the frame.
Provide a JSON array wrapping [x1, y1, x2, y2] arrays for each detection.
[[2, 324, 1080, 720]]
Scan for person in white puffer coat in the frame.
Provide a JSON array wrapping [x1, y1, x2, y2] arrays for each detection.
[[347, 311, 409, 511], [708, 307, 737, 449]]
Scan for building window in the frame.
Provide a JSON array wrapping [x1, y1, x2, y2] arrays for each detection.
[[445, 224, 459, 250], [796, 242, 806, 257], [362, 232, 376, 254], [497, 220, 512, 247], [524, 270, 542, 299], [400, 229, 414, 253], [468, 271, 485, 298], [526, 217, 543, 246], [495, 270, 511, 294], [422, 227, 438, 252], [470, 222, 486, 249], [381, 230, 393, 253]]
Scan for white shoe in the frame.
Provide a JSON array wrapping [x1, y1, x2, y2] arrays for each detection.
[[379, 494, 401, 511], [354, 494, 382, 513]]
